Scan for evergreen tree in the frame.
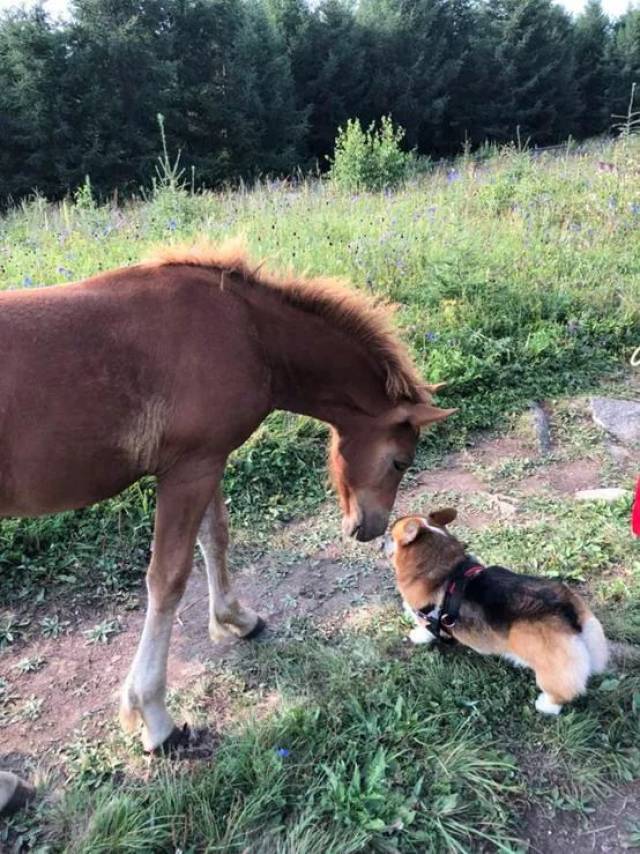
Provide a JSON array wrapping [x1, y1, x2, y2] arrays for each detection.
[[440, 0, 493, 150], [164, 0, 246, 186], [483, 0, 579, 145], [227, 0, 308, 175], [606, 8, 640, 125], [357, 0, 461, 155], [59, 0, 173, 195], [0, 7, 66, 201], [574, 0, 611, 137], [293, 0, 368, 163]]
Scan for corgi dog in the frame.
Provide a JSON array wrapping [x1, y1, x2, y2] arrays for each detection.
[[384, 508, 610, 714]]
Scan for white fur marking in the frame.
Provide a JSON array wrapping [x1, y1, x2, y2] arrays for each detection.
[[409, 626, 436, 645], [122, 603, 176, 750], [535, 692, 562, 715], [419, 517, 448, 538], [581, 616, 610, 674], [502, 652, 529, 669]]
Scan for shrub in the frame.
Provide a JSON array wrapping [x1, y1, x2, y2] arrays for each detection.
[[328, 116, 411, 192]]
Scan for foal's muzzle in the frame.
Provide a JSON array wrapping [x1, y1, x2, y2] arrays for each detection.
[[342, 510, 388, 542]]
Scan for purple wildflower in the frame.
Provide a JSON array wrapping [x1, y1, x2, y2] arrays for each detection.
[[447, 169, 460, 184], [566, 320, 580, 336], [630, 202, 640, 216], [23, 275, 33, 286], [275, 747, 290, 758], [425, 331, 439, 343]]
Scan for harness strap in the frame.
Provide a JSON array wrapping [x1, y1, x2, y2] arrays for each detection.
[[416, 556, 485, 641]]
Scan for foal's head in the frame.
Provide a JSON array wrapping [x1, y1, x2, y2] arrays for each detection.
[[329, 398, 454, 542]]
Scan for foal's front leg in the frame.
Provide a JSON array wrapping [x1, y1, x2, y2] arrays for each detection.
[[197, 488, 264, 641], [120, 470, 218, 752]]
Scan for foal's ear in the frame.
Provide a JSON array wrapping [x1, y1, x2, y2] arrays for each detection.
[[399, 518, 423, 545], [421, 382, 447, 394], [428, 508, 457, 527], [389, 401, 457, 428]]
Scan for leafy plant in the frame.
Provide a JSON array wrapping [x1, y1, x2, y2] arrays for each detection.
[[328, 116, 412, 192]]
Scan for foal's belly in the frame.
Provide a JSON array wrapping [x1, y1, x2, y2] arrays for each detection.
[[0, 442, 140, 518]]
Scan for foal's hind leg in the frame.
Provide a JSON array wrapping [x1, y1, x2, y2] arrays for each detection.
[[197, 487, 264, 641], [120, 469, 218, 751]]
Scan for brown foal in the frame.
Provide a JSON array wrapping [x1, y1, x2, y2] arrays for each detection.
[[0, 240, 453, 756]]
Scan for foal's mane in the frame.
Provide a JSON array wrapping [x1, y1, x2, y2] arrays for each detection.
[[145, 239, 425, 402]]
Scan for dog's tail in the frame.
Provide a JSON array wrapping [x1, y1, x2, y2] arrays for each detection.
[[581, 615, 610, 674]]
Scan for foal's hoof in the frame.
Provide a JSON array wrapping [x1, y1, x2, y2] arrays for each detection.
[[242, 616, 266, 640], [0, 777, 35, 817], [150, 723, 191, 757]]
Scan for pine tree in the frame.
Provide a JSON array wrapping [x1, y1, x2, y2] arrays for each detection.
[[606, 8, 640, 125], [293, 0, 368, 163], [484, 0, 579, 145], [59, 0, 172, 195], [0, 7, 67, 201], [227, 0, 308, 176], [574, 0, 611, 137], [164, 0, 246, 186], [356, 0, 461, 155]]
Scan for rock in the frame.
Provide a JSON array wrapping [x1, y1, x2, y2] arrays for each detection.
[[606, 442, 632, 465], [591, 397, 640, 445], [574, 488, 631, 503], [530, 402, 552, 454]]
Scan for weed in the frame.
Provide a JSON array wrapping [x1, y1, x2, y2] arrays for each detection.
[[40, 615, 71, 639], [14, 655, 47, 674], [83, 619, 122, 645], [0, 614, 30, 648]]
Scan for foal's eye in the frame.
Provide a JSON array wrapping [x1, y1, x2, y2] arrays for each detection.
[[393, 459, 410, 473]]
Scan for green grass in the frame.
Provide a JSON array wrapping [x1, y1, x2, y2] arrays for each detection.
[[28, 610, 640, 851], [1, 140, 640, 605], [2, 139, 640, 850]]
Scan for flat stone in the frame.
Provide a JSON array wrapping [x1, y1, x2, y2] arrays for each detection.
[[591, 397, 640, 445], [574, 488, 631, 502]]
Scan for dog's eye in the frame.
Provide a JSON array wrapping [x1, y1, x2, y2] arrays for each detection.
[[393, 459, 410, 473]]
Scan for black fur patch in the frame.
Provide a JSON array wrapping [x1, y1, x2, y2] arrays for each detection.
[[461, 566, 581, 633]]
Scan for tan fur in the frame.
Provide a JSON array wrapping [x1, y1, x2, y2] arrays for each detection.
[[143, 238, 427, 403], [121, 396, 168, 470], [388, 511, 608, 713]]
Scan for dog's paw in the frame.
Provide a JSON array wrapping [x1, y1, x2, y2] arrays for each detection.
[[408, 626, 435, 645], [535, 692, 562, 715]]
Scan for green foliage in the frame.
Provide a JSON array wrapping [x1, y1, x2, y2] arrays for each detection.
[[1, 139, 639, 601], [1, 0, 638, 200], [36, 610, 640, 851], [328, 116, 411, 191]]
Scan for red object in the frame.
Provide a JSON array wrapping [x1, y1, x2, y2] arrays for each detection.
[[633, 478, 640, 537]]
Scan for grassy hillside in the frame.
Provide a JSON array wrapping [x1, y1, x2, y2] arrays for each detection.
[[1, 138, 640, 851], [1, 139, 639, 605]]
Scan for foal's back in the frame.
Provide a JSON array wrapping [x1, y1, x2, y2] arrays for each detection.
[[0, 265, 268, 517]]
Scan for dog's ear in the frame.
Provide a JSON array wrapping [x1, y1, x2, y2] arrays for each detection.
[[399, 518, 422, 545], [428, 508, 457, 527]]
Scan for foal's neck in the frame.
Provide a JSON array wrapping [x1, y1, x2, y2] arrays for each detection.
[[252, 293, 392, 425]]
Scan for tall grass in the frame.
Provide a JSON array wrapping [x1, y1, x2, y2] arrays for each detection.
[[1, 138, 639, 601]]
